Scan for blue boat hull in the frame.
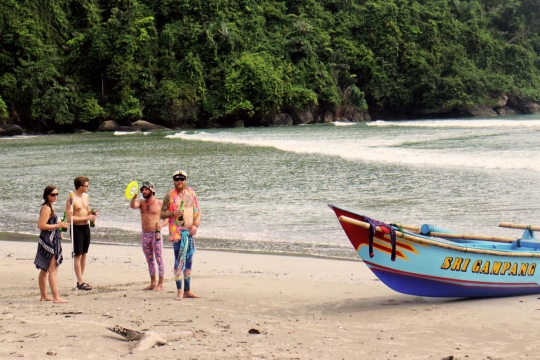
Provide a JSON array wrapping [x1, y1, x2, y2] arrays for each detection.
[[330, 204, 540, 298]]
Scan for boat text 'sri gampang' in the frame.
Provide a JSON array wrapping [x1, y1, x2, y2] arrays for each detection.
[[329, 204, 540, 298]]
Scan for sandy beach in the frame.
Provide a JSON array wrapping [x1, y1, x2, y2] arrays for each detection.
[[1, 240, 539, 359]]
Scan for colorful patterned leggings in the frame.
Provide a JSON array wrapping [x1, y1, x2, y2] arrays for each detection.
[[141, 231, 165, 278], [173, 241, 192, 291]]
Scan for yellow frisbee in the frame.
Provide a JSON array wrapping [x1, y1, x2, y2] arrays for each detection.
[[125, 181, 139, 199]]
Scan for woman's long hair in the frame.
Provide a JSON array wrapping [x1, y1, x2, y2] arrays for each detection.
[[42, 185, 57, 218]]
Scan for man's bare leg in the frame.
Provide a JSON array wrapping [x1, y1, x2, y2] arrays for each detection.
[[80, 253, 87, 278], [183, 291, 200, 298], [153, 277, 164, 292], [74, 254, 84, 286], [74, 254, 92, 289], [175, 289, 184, 301], [38, 270, 52, 301], [48, 256, 68, 303], [143, 275, 156, 290]]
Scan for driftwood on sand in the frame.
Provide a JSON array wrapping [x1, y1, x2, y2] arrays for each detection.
[[108, 325, 193, 353]]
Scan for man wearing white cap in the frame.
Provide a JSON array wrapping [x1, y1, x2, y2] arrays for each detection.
[[130, 182, 168, 291], [160, 170, 202, 300]]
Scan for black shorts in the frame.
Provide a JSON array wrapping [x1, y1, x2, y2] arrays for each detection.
[[72, 224, 91, 255]]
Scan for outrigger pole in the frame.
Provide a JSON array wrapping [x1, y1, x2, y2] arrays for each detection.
[[69, 191, 76, 289]]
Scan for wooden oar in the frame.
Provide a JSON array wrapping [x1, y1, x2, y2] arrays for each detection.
[[427, 232, 519, 243], [385, 223, 420, 233], [499, 223, 540, 231], [338, 215, 540, 258]]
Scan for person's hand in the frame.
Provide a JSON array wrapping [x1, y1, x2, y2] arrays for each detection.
[[88, 214, 97, 222], [190, 225, 198, 236], [173, 209, 184, 217], [59, 221, 68, 229], [132, 194, 138, 200]]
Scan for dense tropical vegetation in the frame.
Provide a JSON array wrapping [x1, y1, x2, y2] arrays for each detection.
[[1, 0, 539, 130]]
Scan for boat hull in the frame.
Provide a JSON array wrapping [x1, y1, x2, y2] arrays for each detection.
[[330, 204, 540, 298]]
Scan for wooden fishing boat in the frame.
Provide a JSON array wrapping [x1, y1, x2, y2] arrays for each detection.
[[329, 204, 540, 298]]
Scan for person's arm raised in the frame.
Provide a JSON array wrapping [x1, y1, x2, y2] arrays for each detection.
[[130, 193, 140, 209]]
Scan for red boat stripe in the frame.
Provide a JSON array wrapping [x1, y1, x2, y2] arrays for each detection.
[[373, 235, 418, 252], [366, 242, 407, 260]]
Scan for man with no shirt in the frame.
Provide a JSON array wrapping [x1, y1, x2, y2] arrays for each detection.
[[161, 170, 201, 301], [66, 176, 96, 291], [130, 182, 168, 291]]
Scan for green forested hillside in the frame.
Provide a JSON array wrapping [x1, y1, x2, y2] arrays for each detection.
[[1, 0, 539, 130]]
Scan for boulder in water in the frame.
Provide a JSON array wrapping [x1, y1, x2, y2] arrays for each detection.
[[0, 124, 24, 136], [290, 109, 314, 125], [495, 106, 517, 116], [97, 120, 119, 132], [322, 109, 334, 123], [232, 120, 244, 128], [130, 120, 169, 131], [363, 111, 371, 121], [460, 106, 498, 117], [522, 100, 540, 114], [268, 114, 293, 126]]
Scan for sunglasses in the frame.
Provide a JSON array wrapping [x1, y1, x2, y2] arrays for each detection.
[[173, 177, 186, 181], [49, 193, 59, 197]]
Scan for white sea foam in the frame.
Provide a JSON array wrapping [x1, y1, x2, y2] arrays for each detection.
[[367, 119, 540, 128], [0, 135, 39, 140], [332, 121, 356, 126], [166, 129, 540, 172], [114, 131, 142, 136]]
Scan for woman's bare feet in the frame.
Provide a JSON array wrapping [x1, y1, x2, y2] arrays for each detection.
[[143, 284, 156, 290], [40, 296, 53, 302], [153, 283, 164, 292], [175, 289, 183, 301], [53, 297, 69, 304]]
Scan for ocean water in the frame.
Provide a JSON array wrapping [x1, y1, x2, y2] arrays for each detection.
[[1, 116, 540, 260]]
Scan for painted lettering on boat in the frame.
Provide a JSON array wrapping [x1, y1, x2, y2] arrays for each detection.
[[440, 257, 536, 276]]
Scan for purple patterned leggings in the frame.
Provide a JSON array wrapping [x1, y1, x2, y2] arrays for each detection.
[[141, 231, 165, 278]]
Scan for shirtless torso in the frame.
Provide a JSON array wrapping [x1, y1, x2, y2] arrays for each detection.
[[70, 192, 91, 225], [131, 194, 165, 232], [66, 182, 96, 226], [173, 189, 195, 230]]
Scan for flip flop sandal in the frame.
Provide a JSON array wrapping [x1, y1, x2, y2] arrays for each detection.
[[77, 282, 92, 291]]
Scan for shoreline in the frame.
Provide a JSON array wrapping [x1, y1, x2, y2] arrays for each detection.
[[0, 232, 360, 262], [1, 240, 540, 359]]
